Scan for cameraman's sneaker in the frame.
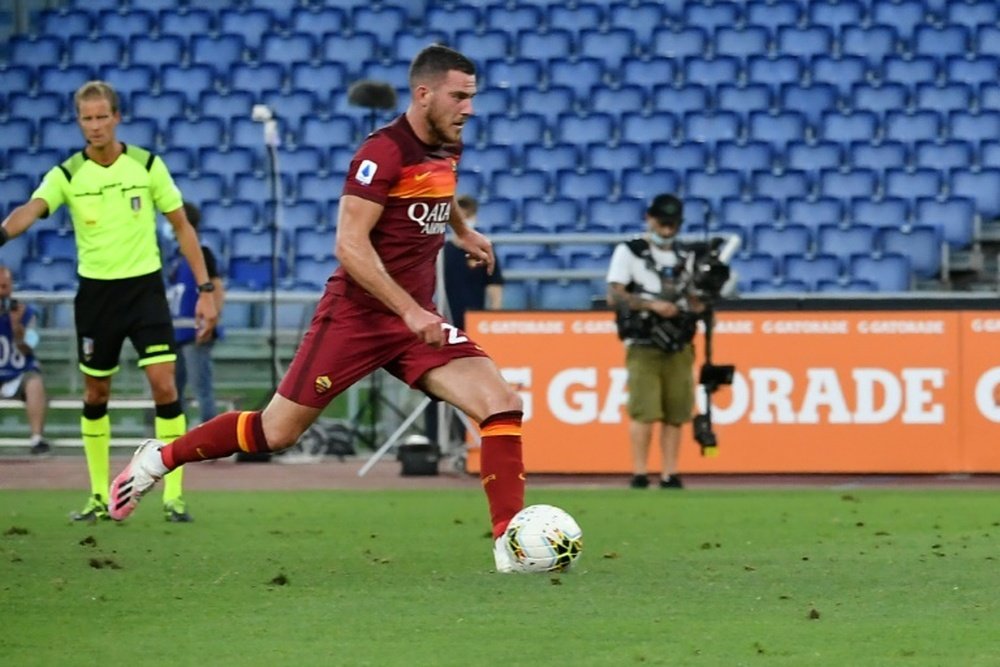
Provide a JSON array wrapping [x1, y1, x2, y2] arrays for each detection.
[[109, 439, 168, 521], [493, 535, 514, 573], [660, 474, 685, 490], [629, 474, 649, 489], [163, 498, 193, 523], [30, 438, 52, 456], [70, 494, 109, 522]]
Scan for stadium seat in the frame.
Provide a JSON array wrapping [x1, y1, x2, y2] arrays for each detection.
[[37, 9, 91, 39], [118, 118, 157, 150], [683, 111, 741, 148], [470, 89, 511, 119], [715, 141, 773, 175], [785, 197, 843, 233], [7, 149, 61, 182], [485, 59, 543, 92], [517, 30, 573, 63], [128, 34, 184, 70], [535, 280, 595, 310], [883, 110, 942, 145], [160, 65, 217, 106], [748, 111, 806, 149], [684, 2, 741, 34], [548, 58, 606, 102], [35, 228, 77, 262], [0, 67, 33, 99], [880, 226, 941, 279], [8, 93, 63, 123], [752, 224, 811, 259], [620, 169, 681, 201], [651, 26, 709, 61], [913, 140, 972, 176], [949, 1, 999, 29], [201, 147, 255, 182], [506, 253, 562, 272], [130, 91, 184, 133], [718, 197, 779, 230], [913, 197, 975, 250], [319, 34, 378, 75], [778, 25, 834, 63], [578, 28, 636, 72], [883, 56, 938, 90], [501, 281, 533, 310], [949, 111, 1000, 150], [753, 278, 809, 294], [752, 169, 811, 202], [476, 198, 518, 232], [292, 256, 333, 290], [231, 227, 284, 261], [9, 35, 63, 68], [229, 256, 287, 289], [522, 197, 581, 232], [393, 32, 449, 62], [201, 200, 259, 233], [819, 168, 878, 201], [190, 34, 246, 76], [516, 86, 575, 125], [219, 8, 274, 51], [488, 114, 546, 151], [455, 29, 509, 64], [848, 141, 907, 175], [196, 91, 253, 128], [290, 62, 347, 95], [746, 0, 801, 31], [976, 26, 1000, 59], [618, 60, 673, 95], [784, 254, 841, 290], [649, 142, 708, 177], [556, 170, 614, 204], [491, 171, 550, 201], [683, 56, 741, 91], [850, 253, 910, 292], [161, 147, 194, 175], [229, 63, 284, 98], [38, 120, 83, 154], [884, 167, 943, 201], [0, 176, 32, 211], [851, 83, 908, 119], [730, 253, 777, 292], [914, 82, 973, 116], [717, 84, 772, 123], [158, 8, 213, 39], [610, 2, 666, 47], [288, 6, 347, 40], [652, 85, 709, 119], [298, 117, 356, 150], [292, 228, 335, 260], [811, 55, 869, 97], [951, 168, 1000, 221], [809, 0, 864, 34], [166, 117, 226, 153], [20, 258, 77, 291], [913, 24, 970, 62], [786, 141, 842, 174], [817, 278, 877, 293], [685, 170, 742, 210], [68, 35, 124, 70], [37, 65, 92, 98], [817, 224, 877, 261], [871, 0, 925, 41], [174, 174, 226, 208], [99, 66, 155, 105], [619, 112, 677, 146], [820, 110, 879, 146], [747, 55, 803, 95], [714, 26, 769, 63], [582, 198, 642, 232], [556, 113, 615, 147], [360, 61, 411, 91], [850, 198, 909, 231]]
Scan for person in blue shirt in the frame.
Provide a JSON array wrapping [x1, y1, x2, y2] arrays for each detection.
[[166, 202, 225, 425], [0, 265, 51, 455]]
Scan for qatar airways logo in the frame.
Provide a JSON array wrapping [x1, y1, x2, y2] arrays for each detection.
[[501, 366, 960, 426], [407, 201, 450, 235]]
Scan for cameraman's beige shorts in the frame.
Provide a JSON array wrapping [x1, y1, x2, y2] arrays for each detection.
[[625, 343, 695, 425]]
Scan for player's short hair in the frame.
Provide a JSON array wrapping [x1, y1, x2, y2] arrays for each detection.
[[456, 194, 478, 215], [409, 45, 476, 88], [74, 80, 120, 115], [182, 201, 201, 229]]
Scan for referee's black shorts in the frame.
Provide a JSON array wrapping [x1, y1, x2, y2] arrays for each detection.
[[74, 270, 177, 377]]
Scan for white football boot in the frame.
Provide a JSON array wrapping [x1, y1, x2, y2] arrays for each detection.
[[109, 439, 168, 521], [493, 535, 515, 573]]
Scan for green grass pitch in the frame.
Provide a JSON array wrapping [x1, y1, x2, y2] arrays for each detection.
[[2, 488, 999, 666]]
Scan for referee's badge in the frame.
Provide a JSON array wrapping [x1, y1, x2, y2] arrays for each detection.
[[82, 337, 94, 361], [130, 196, 141, 211]]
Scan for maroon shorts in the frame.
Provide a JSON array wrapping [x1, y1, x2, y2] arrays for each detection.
[[277, 286, 489, 409]]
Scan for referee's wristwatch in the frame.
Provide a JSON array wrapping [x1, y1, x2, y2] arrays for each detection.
[[197, 282, 216, 294]]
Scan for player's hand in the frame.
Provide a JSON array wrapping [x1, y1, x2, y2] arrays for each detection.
[[403, 307, 445, 348], [454, 228, 495, 275], [194, 293, 219, 343]]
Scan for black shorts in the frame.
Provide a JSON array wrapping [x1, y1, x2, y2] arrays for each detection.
[[74, 270, 176, 377]]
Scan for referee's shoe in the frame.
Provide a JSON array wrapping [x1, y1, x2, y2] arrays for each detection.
[[70, 494, 109, 522]]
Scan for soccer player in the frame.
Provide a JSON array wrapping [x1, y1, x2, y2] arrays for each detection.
[[0, 81, 218, 522], [108, 46, 526, 570]]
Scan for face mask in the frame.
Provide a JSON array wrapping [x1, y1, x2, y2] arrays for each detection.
[[650, 230, 674, 246]]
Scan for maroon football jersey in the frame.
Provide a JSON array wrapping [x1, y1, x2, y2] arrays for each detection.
[[335, 114, 462, 312]]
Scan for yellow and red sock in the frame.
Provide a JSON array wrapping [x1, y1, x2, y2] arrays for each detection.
[[479, 410, 525, 538], [160, 411, 268, 470]]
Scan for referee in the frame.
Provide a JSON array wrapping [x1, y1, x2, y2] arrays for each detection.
[[0, 81, 218, 522]]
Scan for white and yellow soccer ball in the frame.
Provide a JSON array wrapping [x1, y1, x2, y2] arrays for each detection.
[[503, 504, 583, 573]]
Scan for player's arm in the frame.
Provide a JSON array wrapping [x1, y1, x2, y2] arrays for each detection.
[[447, 196, 495, 275], [0, 199, 49, 246], [163, 207, 218, 340], [335, 194, 444, 347]]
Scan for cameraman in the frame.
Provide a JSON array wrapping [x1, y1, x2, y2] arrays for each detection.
[[606, 194, 702, 490], [0, 265, 51, 455]]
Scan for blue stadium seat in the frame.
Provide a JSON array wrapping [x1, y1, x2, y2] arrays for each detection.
[[517, 30, 573, 63], [714, 26, 769, 63], [620, 169, 681, 201], [38, 120, 82, 154], [118, 118, 157, 150], [913, 140, 971, 176], [619, 59, 674, 93], [591, 84, 646, 117], [786, 141, 842, 174], [469, 89, 511, 118], [190, 34, 246, 76], [914, 197, 974, 250], [548, 58, 605, 102], [579, 28, 637, 71], [817, 278, 878, 293], [747, 55, 803, 95], [129, 34, 184, 70], [752, 169, 811, 202], [229, 63, 284, 97], [651, 26, 709, 61], [197, 91, 253, 127], [257, 301, 315, 328], [360, 61, 411, 91], [37, 9, 91, 39], [288, 6, 347, 41], [455, 29, 509, 63], [718, 197, 778, 230], [683, 56, 741, 91], [535, 280, 594, 310], [517, 86, 575, 125], [257, 32, 315, 67], [281, 199, 324, 232], [218, 8, 273, 51], [67, 35, 124, 70], [914, 82, 973, 116], [913, 24, 970, 62], [817, 224, 877, 261], [201, 200, 258, 233], [476, 198, 518, 232], [522, 197, 581, 232], [948, 1, 999, 29], [20, 258, 77, 291], [174, 174, 226, 207], [777, 25, 833, 62], [949, 111, 1000, 149], [851, 83, 908, 118], [166, 117, 226, 152], [158, 8, 213, 39], [457, 170, 483, 199], [683, 111, 740, 147], [871, 0, 925, 41], [753, 278, 810, 294], [784, 254, 841, 290], [161, 147, 194, 175], [160, 65, 217, 105], [819, 168, 878, 201], [491, 171, 550, 201], [850, 197, 909, 231], [883, 110, 942, 144], [131, 91, 185, 133], [500, 281, 533, 310], [0, 67, 33, 99], [652, 85, 709, 118], [684, 2, 741, 34], [748, 111, 806, 149], [197, 228, 226, 268], [785, 197, 843, 232], [37, 65, 92, 98], [506, 253, 562, 272], [778, 82, 840, 128], [820, 110, 878, 146], [488, 114, 546, 151], [292, 228, 335, 260], [485, 4, 543, 33], [548, 3, 603, 36], [0, 175, 33, 209], [716, 83, 772, 123], [730, 253, 777, 292], [320, 34, 378, 75], [752, 224, 811, 258], [883, 55, 938, 90], [556, 170, 614, 204], [230, 116, 285, 151], [486, 60, 542, 91], [684, 198, 711, 228], [588, 198, 646, 232], [649, 142, 708, 176], [879, 226, 941, 278], [231, 227, 284, 260], [218, 301, 253, 328], [951, 168, 1000, 221], [9, 35, 63, 67], [229, 256, 287, 289], [716, 141, 773, 174], [685, 170, 742, 209], [746, 0, 801, 32], [586, 143, 643, 179], [809, 0, 864, 34], [811, 55, 869, 97], [35, 228, 77, 262], [884, 167, 942, 201], [464, 144, 514, 177], [556, 113, 614, 146], [290, 63, 347, 95], [850, 253, 910, 292], [298, 117, 356, 150], [8, 93, 63, 122], [7, 149, 61, 182], [848, 141, 907, 174], [100, 66, 155, 104], [393, 33, 449, 62], [200, 147, 255, 181], [0, 241, 30, 275]]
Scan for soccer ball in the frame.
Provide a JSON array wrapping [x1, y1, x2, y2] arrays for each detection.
[[503, 504, 583, 573]]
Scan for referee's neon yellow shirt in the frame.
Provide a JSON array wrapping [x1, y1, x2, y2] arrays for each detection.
[[32, 144, 183, 280]]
